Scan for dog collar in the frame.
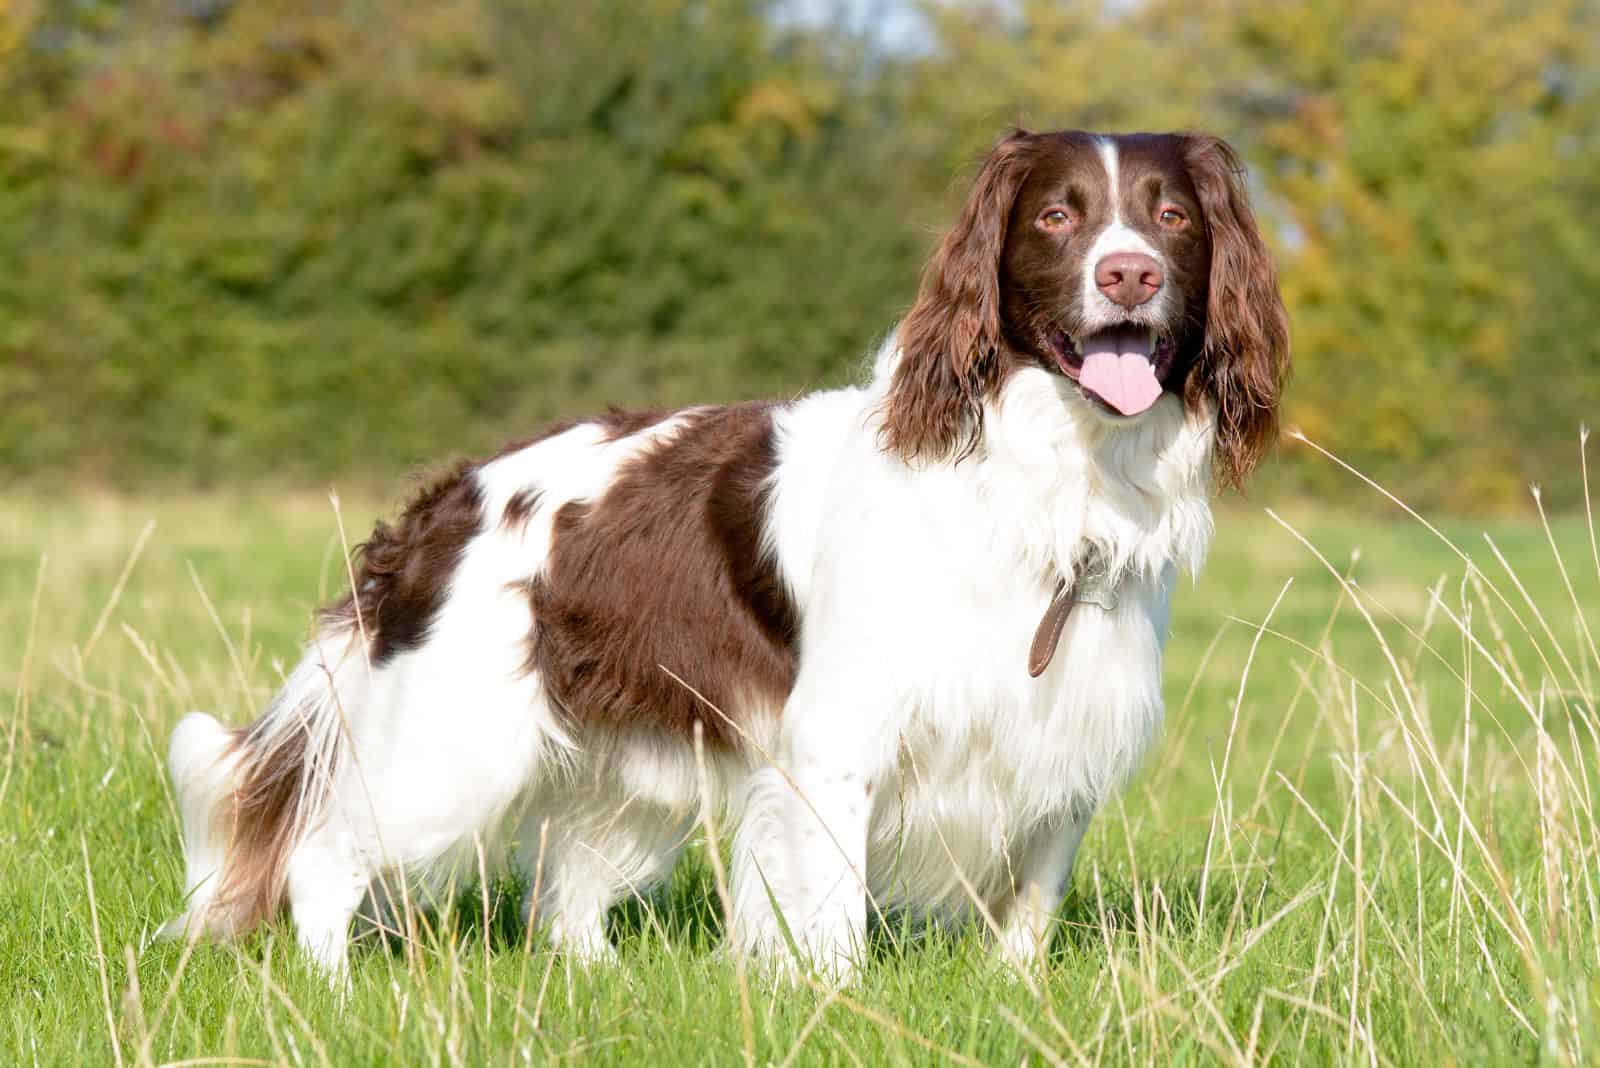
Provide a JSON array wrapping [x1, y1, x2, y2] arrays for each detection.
[[1027, 549, 1117, 678]]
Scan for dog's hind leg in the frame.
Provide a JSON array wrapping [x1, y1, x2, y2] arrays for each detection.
[[163, 628, 370, 948], [284, 824, 370, 975], [520, 837, 623, 963], [514, 784, 694, 962]]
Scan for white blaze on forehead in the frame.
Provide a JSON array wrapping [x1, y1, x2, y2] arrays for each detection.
[[1083, 135, 1163, 323], [1096, 137, 1121, 226]]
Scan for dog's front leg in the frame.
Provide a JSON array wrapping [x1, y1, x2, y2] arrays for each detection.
[[731, 701, 875, 983], [787, 750, 873, 980], [992, 809, 1093, 973]]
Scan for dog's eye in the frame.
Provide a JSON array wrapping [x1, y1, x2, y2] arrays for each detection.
[[1158, 206, 1188, 229], [1037, 208, 1073, 232]]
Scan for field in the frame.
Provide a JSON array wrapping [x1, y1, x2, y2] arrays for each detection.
[[3, 476, 1599, 1065]]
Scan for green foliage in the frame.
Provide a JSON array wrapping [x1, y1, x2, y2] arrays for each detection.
[[0, 0, 927, 484], [1223, 0, 1600, 507], [1, 0, 1597, 507]]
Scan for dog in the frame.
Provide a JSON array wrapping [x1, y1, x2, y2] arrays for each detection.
[[163, 128, 1289, 980]]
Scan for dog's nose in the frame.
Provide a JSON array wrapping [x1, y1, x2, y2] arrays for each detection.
[[1095, 253, 1163, 308]]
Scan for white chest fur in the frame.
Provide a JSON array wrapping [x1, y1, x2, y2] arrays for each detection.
[[763, 359, 1214, 921]]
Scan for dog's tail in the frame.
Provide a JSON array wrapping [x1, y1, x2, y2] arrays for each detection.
[[161, 625, 366, 942]]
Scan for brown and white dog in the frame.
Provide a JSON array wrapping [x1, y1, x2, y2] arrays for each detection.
[[163, 129, 1289, 979]]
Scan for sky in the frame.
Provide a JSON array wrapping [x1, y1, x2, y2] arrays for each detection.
[[774, 0, 936, 53]]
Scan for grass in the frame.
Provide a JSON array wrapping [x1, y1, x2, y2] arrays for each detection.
[[4, 454, 1600, 1065]]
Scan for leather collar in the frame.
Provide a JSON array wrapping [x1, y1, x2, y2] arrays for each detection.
[[1027, 549, 1116, 678]]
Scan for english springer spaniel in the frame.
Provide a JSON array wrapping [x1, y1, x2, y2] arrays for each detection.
[[163, 129, 1289, 979]]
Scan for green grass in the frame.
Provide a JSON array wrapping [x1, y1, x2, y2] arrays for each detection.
[[4, 481, 1600, 1065]]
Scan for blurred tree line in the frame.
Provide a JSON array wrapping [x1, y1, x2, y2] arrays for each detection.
[[1, 0, 1596, 510]]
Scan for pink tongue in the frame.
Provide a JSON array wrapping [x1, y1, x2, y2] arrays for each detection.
[[1079, 352, 1162, 416]]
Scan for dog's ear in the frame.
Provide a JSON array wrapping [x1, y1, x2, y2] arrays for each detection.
[[882, 130, 1036, 462], [1182, 134, 1291, 490]]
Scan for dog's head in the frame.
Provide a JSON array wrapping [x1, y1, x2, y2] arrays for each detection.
[[884, 129, 1290, 488]]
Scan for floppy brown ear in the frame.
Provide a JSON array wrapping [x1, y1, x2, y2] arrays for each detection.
[[1182, 134, 1291, 490], [882, 131, 1036, 462]]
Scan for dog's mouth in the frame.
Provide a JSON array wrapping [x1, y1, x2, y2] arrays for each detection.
[[1046, 326, 1176, 418]]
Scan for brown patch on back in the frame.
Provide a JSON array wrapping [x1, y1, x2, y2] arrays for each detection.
[[323, 461, 487, 665], [528, 403, 798, 746], [323, 409, 678, 669], [328, 409, 671, 663], [491, 406, 671, 462], [502, 488, 543, 531]]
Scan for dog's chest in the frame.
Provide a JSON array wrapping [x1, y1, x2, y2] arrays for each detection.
[[862, 564, 1172, 911]]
